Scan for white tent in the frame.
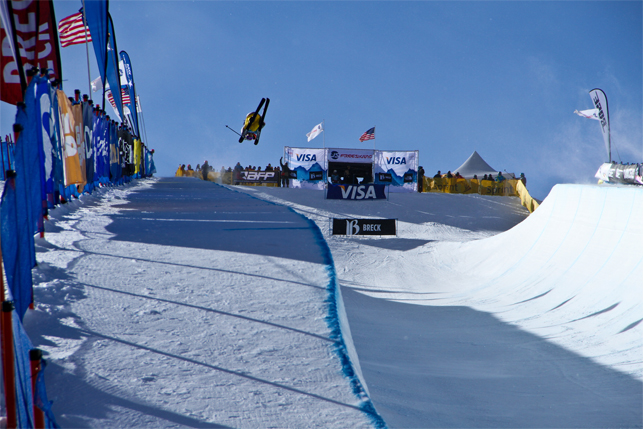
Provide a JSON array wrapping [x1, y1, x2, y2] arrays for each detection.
[[453, 151, 514, 179]]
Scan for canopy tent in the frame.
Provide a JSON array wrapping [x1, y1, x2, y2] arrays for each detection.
[[453, 151, 514, 179]]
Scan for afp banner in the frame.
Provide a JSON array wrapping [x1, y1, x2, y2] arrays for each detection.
[[1, 0, 63, 104], [373, 150, 418, 192], [284, 146, 326, 189], [332, 218, 396, 236], [326, 183, 386, 200], [237, 170, 280, 184]]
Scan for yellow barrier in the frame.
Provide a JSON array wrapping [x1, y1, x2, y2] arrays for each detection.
[[423, 177, 539, 213]]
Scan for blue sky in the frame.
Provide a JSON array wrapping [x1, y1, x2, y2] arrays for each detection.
[[2, 0, 641, 200]]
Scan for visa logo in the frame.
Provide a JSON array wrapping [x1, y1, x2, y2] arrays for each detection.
[[386, 157, 406, 165], [340, 185, 378, 200], [296, 154, 317, 162]]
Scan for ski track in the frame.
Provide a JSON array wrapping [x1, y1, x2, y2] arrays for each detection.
[[27, 178, 373, 429]]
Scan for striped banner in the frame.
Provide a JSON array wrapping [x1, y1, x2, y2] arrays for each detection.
[[58, 11, 92, 47]]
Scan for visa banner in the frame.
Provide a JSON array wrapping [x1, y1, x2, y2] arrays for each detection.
[[373, 150, 419, 192], [284, 146, 326, 189], [326, 183, 386, 200]]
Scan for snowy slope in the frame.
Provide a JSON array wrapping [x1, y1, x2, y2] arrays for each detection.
[[24, 178, 642, 428], [26, 178, 376, 428], [236, 184, 642, 428]]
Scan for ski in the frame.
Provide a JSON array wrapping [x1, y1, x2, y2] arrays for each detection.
[[239, 98, 266, 143], [253, 98, 270, 145]]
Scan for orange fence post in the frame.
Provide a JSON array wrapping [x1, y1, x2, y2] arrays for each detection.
[[30, 349, 45, 429], [1, 301, 16, 429]]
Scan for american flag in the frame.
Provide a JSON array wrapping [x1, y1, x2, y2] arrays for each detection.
[[359, 127, 375, 142], [58, 11, 92, 47], [121, 86, 131, 105], [107, 88, 131, 108]]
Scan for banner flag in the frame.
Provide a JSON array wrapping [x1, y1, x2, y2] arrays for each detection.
[[36, 77, 56, 207], [85, 2, 124, 120], [120, 51, 140, 136], [56, 90, 84, 186], [588, 88, 611, 162], [25, 76, 48, 230], [72, 103, 88, 188], [1, 0, 63, 105], [306, 123, 323, 142], [83, 100, 95, 183], [58, 10, 92, 47]]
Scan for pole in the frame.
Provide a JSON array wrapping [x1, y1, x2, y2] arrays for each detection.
[[1, 301, 16, 429], [81, 0, 92, 97], [30, 349, 45, 429]]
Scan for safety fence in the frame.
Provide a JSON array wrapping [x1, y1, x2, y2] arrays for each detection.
[[423, 177, 540, 213], [1, 74, 155, 428]]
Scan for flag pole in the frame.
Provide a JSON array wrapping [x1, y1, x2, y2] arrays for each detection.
[[81, 0, 92, 97], [323, 119, 325, 150]]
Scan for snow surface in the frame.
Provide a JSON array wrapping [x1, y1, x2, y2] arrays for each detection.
[[24, 177, 642, 428]]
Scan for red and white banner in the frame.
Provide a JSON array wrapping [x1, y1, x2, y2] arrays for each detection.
[[0, 0, 62, 105]]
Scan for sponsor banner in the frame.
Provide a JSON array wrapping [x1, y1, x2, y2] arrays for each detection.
[[328, 148, 373, 164], [238, 170, 280, 183], [595, 162, 642, 185], [1, 0, 63, 105], [332, 218, 396, 236], [284, 146, 326, 189], [373, 150, 419, 192], [326, 183, 386, 200], [56, 90, 84, 186]]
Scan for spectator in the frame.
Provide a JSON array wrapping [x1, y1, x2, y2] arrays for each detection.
[[266, 163, 273, 171], [343, 166, 351, 184], [455, 171, 463, 179], [418, 166, 425, 192], [331, 170, 340, 184], [520, 173, 527, 186], [175, 164, 185, 177], [279, 157, 290, 188], [446, 171, 453, 178], [433, 170, 442, 178], [473, 174, 478, 181], [202, 160, 210, 180], [495, 171, 506, 183]]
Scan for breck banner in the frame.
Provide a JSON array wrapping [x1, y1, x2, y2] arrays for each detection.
[[332, 218, 396, 236]]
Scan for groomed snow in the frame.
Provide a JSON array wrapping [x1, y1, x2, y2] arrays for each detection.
[[24, 177, 642, 428]]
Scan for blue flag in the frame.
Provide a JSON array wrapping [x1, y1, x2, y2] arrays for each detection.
[[85, 2, 124, 119], [119, 51, 139, 136]]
